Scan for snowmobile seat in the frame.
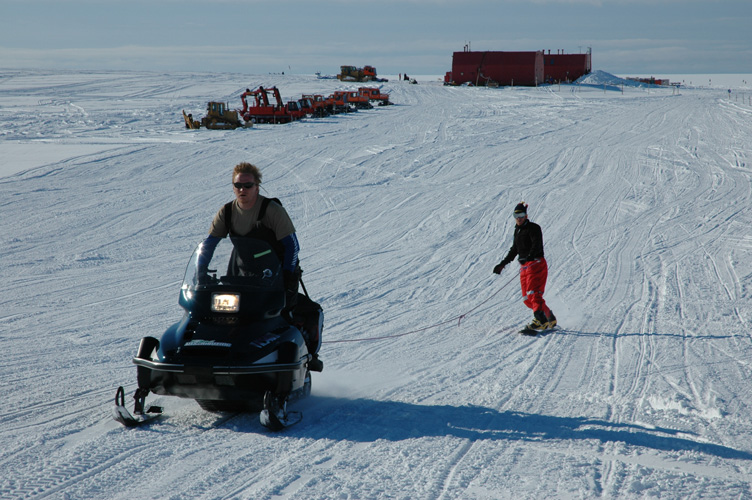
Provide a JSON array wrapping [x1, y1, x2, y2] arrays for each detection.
[[290, 293, 323, 355]]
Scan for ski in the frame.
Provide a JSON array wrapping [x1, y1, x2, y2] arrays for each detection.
[[259, 409, 303, 431], [113, 386, 163, 428], [259, 391, 303, 431], [518, 326, 558, 336]]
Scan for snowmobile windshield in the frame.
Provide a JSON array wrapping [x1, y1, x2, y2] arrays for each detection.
[[181, 237, 283, 292]]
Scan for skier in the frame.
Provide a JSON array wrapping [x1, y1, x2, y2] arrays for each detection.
[[493, 202, 557, 333], [199, 162, 323, 370]]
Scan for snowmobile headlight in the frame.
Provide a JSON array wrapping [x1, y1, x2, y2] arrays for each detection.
[[211, 293, 240, 313]]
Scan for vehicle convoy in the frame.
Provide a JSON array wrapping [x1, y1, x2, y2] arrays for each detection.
[[184, 82, 393, 129], [114, 237, 324, 431]]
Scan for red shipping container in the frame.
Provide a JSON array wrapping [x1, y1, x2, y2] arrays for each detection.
[[450, 51, 544, 86]]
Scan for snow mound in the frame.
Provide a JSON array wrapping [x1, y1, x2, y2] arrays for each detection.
[[576, 70, 643, 88]]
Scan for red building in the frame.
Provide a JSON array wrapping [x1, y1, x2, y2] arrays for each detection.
[[542, 49, 592, 84], [445, 48, 591, 87], [447, 50, 543, 86]]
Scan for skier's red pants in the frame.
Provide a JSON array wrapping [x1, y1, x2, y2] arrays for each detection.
[[519, 258, 551, 316]]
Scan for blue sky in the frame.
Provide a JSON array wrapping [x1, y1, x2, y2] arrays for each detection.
[[1, 0, 750, 76]]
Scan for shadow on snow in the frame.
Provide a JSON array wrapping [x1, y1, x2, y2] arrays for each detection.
[[286, 397, 752, 461]]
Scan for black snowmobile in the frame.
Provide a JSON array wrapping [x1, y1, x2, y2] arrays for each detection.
[[114, 236, 323, 430]]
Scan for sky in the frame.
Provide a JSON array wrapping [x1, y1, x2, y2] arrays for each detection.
[[1, 0, 750, 76]]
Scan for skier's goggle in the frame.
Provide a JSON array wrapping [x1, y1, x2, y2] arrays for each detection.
[[233, 182, 257, 190], [514, 212, 526, 219]]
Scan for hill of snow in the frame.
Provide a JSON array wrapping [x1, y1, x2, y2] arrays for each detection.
[[2, 70, 752, 499], [577, 70, 640, 88]]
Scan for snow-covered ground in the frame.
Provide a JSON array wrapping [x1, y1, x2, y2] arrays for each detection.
[[1, 69, 752, 499]]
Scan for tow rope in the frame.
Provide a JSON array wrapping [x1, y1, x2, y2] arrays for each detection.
[[322, 274, 517, 344]]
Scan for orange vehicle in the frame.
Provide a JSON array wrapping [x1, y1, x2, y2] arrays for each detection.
[[362, 66, 378, 80], [285, 100, 307, 121], [333, 90, 372, 110], [303, 94, 340, 115], [362, 66, 387, 82], [296, 97, 313, 117], [240, 86, 300, 124], [327, 92, 355, 113], [358, 87, 391, 106]]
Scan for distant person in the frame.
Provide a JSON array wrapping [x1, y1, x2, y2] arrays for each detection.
[[493, 202, 557, 333]]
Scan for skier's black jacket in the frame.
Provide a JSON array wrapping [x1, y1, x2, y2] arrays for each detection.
[[499, 220, 545, 266]]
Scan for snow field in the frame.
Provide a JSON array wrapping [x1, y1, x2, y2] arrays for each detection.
[[1, 69, 752, 499]]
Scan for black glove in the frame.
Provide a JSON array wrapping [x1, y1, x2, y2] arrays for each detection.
[[492, 263, 505, 274], [197, 267, 214, 285]]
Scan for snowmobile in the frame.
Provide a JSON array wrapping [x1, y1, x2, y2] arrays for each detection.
[[114, 236, 323, 430]]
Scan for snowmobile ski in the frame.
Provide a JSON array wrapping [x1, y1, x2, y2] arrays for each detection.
[[113, 386, 163, 428], [259, 391, 303, 431]]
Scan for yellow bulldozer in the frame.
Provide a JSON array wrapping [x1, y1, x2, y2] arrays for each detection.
[[183, 101, 248, 130]]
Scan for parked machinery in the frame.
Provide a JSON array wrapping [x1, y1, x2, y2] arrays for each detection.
[[358, 87, 391, 106], [182, 110, 200, 129], [284, 100, 308, 121], [338, 65, 365, 82], [183, 102, 247, 130], [337, 65, 388, 83], [240, 86, 299, 124], [301, 94, 332, 117], [362, 66, 378, 81], [333, 90, 372, 110], [297, 96, 327, 118], [184, 80, 393, 130], [328, 91, 356, 113]]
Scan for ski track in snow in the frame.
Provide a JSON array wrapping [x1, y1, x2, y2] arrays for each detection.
[[2, 69, 752, 499]]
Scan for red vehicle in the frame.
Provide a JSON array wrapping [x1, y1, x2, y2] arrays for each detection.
[[358, 87, 391, 106], [324, 92, 353, 114], [302, 94, 331, 116], [285, 100, 307, 121], [297, 97, 327, 118], [363, 66, 377, 80], [333, 90, 372, 110], [296, 97, 314, 117], [240, 86, 298, 124]]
